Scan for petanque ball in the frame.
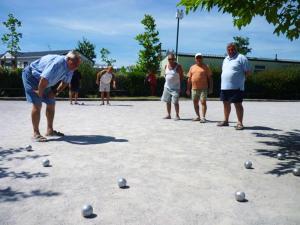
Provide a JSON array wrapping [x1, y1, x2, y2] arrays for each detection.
[[235, 191, 246, 202], [82, 204, 93, 217], [277, 153, 285, 160], [293, 168, 300, 176], [244, 160, 252, 169], [25, 145, 32, 151], [117, 177, 127, 188], [42, 159, 50, 167]]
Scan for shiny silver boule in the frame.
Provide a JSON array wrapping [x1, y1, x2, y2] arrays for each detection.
[[25, 145, 32, 151], [293, 168, 300, 176], [118, 177, 127, 188], [277, 153, 285, 160], [42, 159, 50, 167], [235, 191, 246, 202], [244, 160, 252, 169], [82, 204, 93, 217]]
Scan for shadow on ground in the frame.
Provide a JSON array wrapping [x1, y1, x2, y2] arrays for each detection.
[[245, 126, 282, 131], [0, 187, 61, 203], [253, 129, 300, 176], [47, 135, 128, 145]]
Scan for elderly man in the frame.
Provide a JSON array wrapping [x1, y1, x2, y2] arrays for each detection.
[[22, 50, 81, 142], [161, 53, 184, 120], [186, 53, 213, 123], [217, 43, 251, 130]]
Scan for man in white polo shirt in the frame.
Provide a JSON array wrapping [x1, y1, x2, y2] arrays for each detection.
[[217, 43, 251, 130]]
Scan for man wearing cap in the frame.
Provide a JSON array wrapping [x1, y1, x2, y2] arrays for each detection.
[[186, 53, 213, 123], [217, 43, 251, 130], [21, 50, 81, 142]]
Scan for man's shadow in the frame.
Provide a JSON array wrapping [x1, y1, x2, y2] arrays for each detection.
[[47, 135, 128, 145]]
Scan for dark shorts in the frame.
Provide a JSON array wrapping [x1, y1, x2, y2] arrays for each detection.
[[220, 89, 244, 103], [70, 86, 80, 92], [22, 66, 55, 105]]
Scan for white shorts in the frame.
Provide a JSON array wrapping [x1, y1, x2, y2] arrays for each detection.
[[99, 82, 110, 92]]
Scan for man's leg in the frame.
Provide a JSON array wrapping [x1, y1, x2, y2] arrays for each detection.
[[174, 103, 180, 119], [101, 92, 105, 105], [193, 99, 200, 119], [106, 91, 110, 104], [234, 102, 244, 125], [74, 92, 78, 104], [223, 101, 231, 122], [46, 103, 55, 134], [201, 99, 207, 119], [166, 102, 171, 118], [69, 91, 73, 104], [32, 104, 42, 137]]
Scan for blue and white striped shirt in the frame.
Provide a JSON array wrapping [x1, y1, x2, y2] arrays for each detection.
[[30, 55, 73, 87]]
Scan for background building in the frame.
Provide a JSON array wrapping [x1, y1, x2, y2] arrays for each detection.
[[160, 52, 300, 75]]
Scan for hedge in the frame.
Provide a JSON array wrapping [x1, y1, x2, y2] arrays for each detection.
[[0, 64, 299, 100]]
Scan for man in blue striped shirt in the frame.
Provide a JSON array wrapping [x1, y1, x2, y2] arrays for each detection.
[[22, 50, 81, 142]]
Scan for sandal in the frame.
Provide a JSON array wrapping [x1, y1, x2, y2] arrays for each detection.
[[235, 124, 244, 130], [32, 135, 48, 142], [217, 121, 229, 127], [163, 115, 171, 119], [46, 130, 65, 137], [200, 118, 207, 123], [174, 116, 180, 121], [192, 117, 200, 121]]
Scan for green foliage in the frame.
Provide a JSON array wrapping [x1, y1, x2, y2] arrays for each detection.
[[77, 62, 97, 97], [100, 48, 116, 66], [76, 37, 96, 64], [135, 14, 162, 73], [178, 0, 300, 40], [1, 13, 22, 64], [246, 67, 300, 99], [1, 66, 300, 99], [233, 36, 252, 55]]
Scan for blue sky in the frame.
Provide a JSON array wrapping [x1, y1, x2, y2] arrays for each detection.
[[1, 0, 299, 67]]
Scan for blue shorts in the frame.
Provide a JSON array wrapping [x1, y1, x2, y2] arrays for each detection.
[[220, 89, 244, 103], [22, 66, 55, 105]]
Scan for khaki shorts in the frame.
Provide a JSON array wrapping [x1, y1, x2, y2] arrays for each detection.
[[161, 87, 180, 104], [192, 89, 208, 101], [99, 82, 110, 92]]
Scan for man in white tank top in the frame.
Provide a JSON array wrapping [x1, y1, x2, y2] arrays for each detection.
[[96, 66, 116, 105], [161, 53, 184, 120]]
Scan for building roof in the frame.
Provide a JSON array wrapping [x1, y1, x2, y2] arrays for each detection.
[[16, 50, 70, 59], [176, 52, 300, 64]]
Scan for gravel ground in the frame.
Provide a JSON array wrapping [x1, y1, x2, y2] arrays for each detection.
[[0, 100, 299, 225]]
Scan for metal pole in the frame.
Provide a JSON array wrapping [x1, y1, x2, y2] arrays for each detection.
[[175, 17, 180, 60]]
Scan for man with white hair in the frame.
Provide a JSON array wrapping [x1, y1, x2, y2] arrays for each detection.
[[21, 50, 81, 142]]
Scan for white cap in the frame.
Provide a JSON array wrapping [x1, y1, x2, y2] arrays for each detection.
[[195, 53, 203, 58]]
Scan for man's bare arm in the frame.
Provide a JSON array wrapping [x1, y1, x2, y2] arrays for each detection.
[[36, 78, 49, 97]]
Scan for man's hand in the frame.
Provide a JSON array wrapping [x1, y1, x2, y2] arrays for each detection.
[[96, 81, 99, 86], [48, 90, 56, 99], [186, 90, 191, 96]]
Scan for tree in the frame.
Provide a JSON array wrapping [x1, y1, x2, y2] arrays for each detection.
[[100, 48, 116, 66], [76, 37, 96, 64], [178, 0, 300, 41], [135, 14, 162, 73], [233, 36, 252, 55], [1, 13, 22, 67]]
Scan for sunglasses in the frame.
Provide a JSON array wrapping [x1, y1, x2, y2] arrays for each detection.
[[168, 58, 175, 60]]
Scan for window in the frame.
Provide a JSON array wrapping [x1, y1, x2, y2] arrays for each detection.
[[254, 65, 265, 73]]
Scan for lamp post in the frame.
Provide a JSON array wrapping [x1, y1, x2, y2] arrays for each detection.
[[175, 9, 184, 60]]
